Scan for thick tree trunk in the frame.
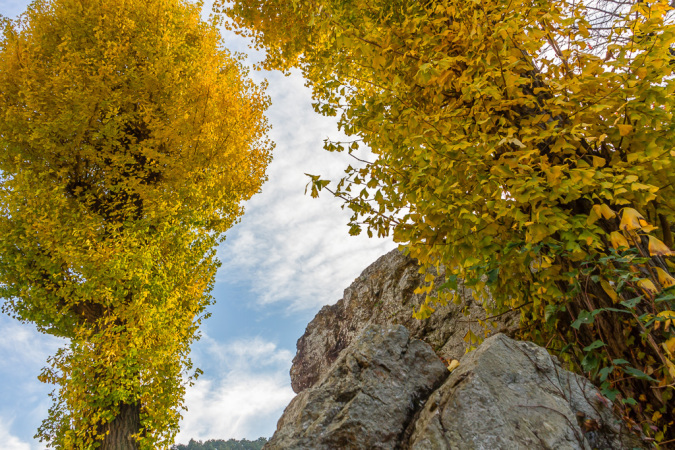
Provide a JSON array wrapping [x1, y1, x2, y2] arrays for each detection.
[[101, 402, 141, 450]]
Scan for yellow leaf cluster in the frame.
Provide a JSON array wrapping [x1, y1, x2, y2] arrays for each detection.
[[0, 0, 272, 446], [222, 0, 675, 438]]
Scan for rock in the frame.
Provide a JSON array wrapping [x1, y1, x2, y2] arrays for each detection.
[[290, 249, 519, 393], [408, 333, 646, 450], [265, 324, 449, 450]]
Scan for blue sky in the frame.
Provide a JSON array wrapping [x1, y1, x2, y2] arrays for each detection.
[[0, 1, 395, 447]]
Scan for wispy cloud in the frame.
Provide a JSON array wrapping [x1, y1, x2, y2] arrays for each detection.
[[0, 421, 31, 450], [176, 335, 295, 442], [0, 318, 65, 370], [216, 69, 395, 311], [0, 316, 64, 447]]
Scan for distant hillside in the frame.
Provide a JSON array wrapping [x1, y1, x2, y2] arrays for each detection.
[[171, 438, 267, 450]]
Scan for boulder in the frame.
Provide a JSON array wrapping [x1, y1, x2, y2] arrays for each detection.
[[269, 326, 645, 449], [265, 324, 449, 450], [291, 249, 519, 393], [407, 333, 645, 450]]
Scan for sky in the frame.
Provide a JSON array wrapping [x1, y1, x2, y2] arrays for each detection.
[[0, 1, 395, 447]]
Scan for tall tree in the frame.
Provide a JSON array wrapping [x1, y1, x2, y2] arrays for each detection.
[[0, 0, 272, 447], [221, 0, 675, 441]]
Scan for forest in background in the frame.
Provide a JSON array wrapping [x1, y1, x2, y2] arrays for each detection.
[[172, 437, 267, 450]]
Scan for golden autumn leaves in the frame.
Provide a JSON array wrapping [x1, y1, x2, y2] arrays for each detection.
[[0, 0, 271, 447], [222, 0, 675, 440], [603, 206, 675, 292]]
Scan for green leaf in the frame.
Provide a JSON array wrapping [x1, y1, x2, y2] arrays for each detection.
[[598, 366, 613, 381], [583, 340, 605, 352], [581, 352, 599, 372], [656, 293, 675, 303], [544, 304, 564, 323], [600, 382, 619, 402], [439, 274, 459, 292], [572, 310, 598, 329], [487, 268, 500, 285], [621, 366, 657, 382], [620, 296, 643, 309]]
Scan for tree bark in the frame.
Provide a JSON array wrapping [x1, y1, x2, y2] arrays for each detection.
[[101, 402, 141, 450]]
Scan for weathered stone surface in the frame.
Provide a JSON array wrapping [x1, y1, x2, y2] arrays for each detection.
[[408, 333, 646, 450], [291, 249, 519, 393], [265, 324, 448, 450]]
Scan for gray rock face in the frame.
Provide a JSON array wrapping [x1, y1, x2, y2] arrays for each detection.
[[408, 333, 645, 450], [291, 249, 519, 393], [269, 326, 645, 449], [265, 324, 449, 450]]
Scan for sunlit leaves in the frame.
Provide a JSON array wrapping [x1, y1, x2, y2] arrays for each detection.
[[656, 268, 675, 289], [0, 0, 271, 447], [649, 236, 675, 257], [620, 208, 649, 232], [222, 0, 675, 440]]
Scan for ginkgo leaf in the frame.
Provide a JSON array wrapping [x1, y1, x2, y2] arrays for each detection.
[[447, 359, 460, 371], [637, 279, 659, 296], [655, 267, 675, 288], [591, 156, 606, 168], [600, 279, 619, 303], [654, 311, 675, 332], [665, 359, 675, 380], [620, 208, 649, 231], [641, 224, 659, 233], [591, 204, 616, 222], [617, 124, 633, 136], [413, 303, 435, 320], [663, 337, 675, 356], [598, 204, 616, 219], [610, 231, 630, 250], [648, 236, 675, 257]]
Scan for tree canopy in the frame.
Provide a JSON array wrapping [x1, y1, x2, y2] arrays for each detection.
[[222, 0, 675, 441], [0, 0, 271, 447], [171, 437, 268, 450]]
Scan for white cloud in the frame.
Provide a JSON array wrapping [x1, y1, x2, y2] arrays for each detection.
[[216, 69, 396, 311], [176, 335, 296, 442], [0, 316, 65, 448], [0, 421, 33, 450], [0, 317, 65, 370], [0, 1, 28, 19]]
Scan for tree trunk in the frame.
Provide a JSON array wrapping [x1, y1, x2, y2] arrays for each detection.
[[101, 402, 141, 450]]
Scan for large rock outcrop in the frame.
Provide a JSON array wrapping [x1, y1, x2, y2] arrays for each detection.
[[269, 325, 646, 449], [408, 333, 644, 449], [291, 249, 519, 393], [266, 324, 448, 449]]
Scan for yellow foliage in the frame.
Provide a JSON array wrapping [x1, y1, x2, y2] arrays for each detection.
[[649, 236, 675, 257], [620, 208, 650, 232], [663, 337, 675, 357], [222, 0, 675, 439], [655, 268, 675, 289], [610, 231, 630, 250], [0, 0, 272, 447], [600, 280, 619, 303], [654, 311, 675, 332], [447, 359, 460, 372], [638, 279, 659, 296]]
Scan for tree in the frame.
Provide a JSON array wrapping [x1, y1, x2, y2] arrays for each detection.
[[0, 0, 272, 447], [221, 0, 675, 441], [171, 437, 268, 450]]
